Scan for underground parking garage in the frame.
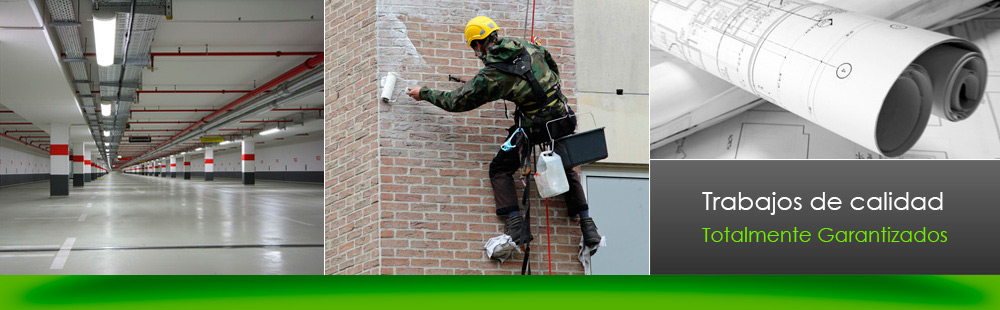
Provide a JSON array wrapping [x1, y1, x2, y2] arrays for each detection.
[[0, 0, 323, 274]]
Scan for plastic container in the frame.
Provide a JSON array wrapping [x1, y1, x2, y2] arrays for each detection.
[[535, 151, 570, 198]]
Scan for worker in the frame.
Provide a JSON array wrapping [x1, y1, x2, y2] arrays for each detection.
[[407, 16, 601, 248]]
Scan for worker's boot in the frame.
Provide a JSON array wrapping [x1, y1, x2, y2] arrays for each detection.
[[505, 215, 532, 245], [580, 217, 602, 247]]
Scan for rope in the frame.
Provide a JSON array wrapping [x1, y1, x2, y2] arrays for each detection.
[[545, 197, 552, 275], [531, 0, 537, 41]]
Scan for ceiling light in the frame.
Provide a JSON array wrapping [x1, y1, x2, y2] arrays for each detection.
[[220, 141, 231, 145], [104, 142, 110, 146], [260, 128, 281, 135], [101, 102, 112, 116], [93, 11, 117, 67], [195, 147, 203, 151], [103, 130, 110, 137]]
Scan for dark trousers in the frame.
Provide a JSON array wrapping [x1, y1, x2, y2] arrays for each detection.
[[489, 113, 588, 217]]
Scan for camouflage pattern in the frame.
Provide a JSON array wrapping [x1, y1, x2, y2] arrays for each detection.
[[419, 38, 567, 129]]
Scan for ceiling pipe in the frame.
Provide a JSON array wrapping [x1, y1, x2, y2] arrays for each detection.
[[67, 51, 321, 58], [0, 133, 49, 152], [132, 75, 322, 163], [146, 55, 322, 153], [130, 108, 320, 112]]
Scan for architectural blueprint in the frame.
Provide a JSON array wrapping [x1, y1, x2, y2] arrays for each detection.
[[649, 0, 993, 158]]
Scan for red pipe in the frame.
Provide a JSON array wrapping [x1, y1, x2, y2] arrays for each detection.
[[148, 55, 321, 157], [130, 108, 320, 113], [126, 129, 183, 132], [0, 133, 48, 152], [3, 130, 45, 133], [0, 122, 34, 126], [137, 90, 252, 94], [238, 120, 291, 123], [0, 111, 13, 113], [129, 121, 196, 124], [66, 51, 321, 58]]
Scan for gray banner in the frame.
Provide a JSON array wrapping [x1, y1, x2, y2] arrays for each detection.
[[651, 160, 1000, 274]]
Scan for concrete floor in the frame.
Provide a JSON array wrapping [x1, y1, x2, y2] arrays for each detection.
[[0, 173, 322, 274]]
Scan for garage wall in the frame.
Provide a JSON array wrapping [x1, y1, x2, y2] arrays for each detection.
[[0, 139, 50, 187]]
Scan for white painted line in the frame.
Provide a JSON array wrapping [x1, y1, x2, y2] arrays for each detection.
[[14, 217, 78, 220], [49, 237, 75, 270], [77, 214, 88, 222], [259, 212, 315, 227], [86, 202, 92, 208], [0, 245, 60, 250], [0, 254, 55, 258]]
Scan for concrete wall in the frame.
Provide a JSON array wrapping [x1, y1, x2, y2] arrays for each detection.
[[573, 0, 649, 165], [323, 0, 381, 275], [0, 138, 50, 187]]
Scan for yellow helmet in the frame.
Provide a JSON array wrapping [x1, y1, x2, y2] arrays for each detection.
[[464, 16, 500, 46]]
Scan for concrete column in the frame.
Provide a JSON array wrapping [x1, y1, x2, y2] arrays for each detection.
[[162, 159, 168, 177], [169, 155, 177, 178], [204, 147, 214, 181], [183, 153, 191, 180], [50, 124, 70, 196], [72, 143, 85, 187], [84, 151, 92, 182], [242, 139, 255, 185]]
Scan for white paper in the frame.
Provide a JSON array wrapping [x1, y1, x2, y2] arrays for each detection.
[[649, 0, 988, 156]]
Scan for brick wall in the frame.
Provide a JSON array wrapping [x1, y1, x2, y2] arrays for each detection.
[[324, 0, 382, 275], [375, 0, 583, 275]]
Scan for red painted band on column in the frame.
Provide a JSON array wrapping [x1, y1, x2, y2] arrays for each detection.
[[184, 162, 191, 166], [170, 164, 176, 167], [205, 159, 214, 164], [50, 145, 69, 156], [242, 154, 255, 160], [72, 155, 84, 162], [84, 160, 91, 165]]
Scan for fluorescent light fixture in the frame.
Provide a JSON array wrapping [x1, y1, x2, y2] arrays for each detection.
[[220, 141, 231, 145], [93, 11, 117, 67], [180, 152, 186, 155], [101, 102, 112, 116], [260, 128, 281, 135], [103, 130, 110, 137], [104, 142, 110, 146], [195, 147, 203, 151]]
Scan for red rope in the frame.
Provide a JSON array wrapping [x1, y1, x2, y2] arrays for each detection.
[[545, 197, 552, 275], [530, 0, 537, 41]]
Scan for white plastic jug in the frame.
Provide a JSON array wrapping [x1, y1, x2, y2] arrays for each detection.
[[535, 151, 569, 198]]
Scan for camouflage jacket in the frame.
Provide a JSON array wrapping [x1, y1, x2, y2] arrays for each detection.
[[419, 38, 568, 129]]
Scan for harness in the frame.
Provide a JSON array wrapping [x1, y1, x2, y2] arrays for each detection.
[[485, 48, 565, 122]]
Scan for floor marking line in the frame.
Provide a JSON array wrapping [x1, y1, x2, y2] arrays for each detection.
[[0, 254, 55, 258], [77, 214, 88, 222], [86, 202, 92, 208], [14, 217, 78, 220], [49, 237, 76, 269], [0, 245, 60, 250]]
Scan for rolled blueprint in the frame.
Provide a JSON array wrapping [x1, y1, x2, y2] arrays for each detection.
[[650, 0, 987, 156]]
